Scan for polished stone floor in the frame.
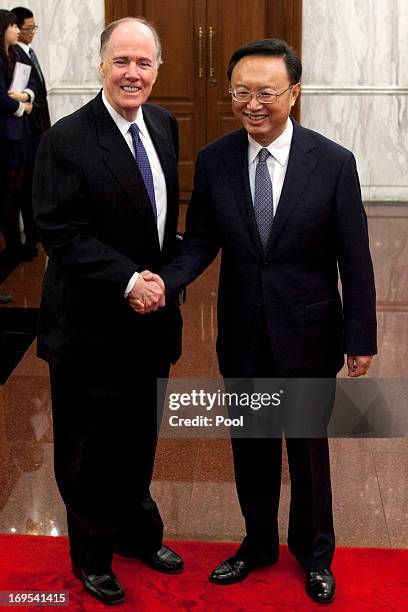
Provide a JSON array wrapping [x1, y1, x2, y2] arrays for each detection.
[[0, 204, 407, 550]]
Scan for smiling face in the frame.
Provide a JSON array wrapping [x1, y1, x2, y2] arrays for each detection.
[[5, 23, 20, 49], [99, 21, 158, 122], [230, 54, 300, 145], [18, 17, 35, 45]]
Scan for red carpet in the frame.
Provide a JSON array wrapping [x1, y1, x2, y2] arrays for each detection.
[[0, 535, 407, 610]]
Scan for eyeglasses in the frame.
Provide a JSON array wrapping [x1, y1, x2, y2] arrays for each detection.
[[20, 25, 38, 32], [229, 84, 297, 104]]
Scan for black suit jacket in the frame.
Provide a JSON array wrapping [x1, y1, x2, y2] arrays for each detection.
[[33, 92, 182, 365], [0, 54, 35, 141], [161, 119, 377, 376], [13, 45, 51, 136]]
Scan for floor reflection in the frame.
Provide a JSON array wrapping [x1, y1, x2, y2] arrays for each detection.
[[0, 204, 407, 548]]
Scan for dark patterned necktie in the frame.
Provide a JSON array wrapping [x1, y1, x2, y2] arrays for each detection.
[[254, 147, 274, 249], [129, 123, 157, 221], [29, 47, 44, 84]]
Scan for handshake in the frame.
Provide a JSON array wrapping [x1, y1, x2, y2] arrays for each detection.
[[127, 270, 165, 315]]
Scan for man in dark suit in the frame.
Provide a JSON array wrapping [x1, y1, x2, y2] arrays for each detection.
[[12, 6, 51, 254], [139, 39, 377, 604], [33, 17, 183, 605]]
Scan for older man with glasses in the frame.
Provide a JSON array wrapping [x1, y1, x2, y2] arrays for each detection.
[[142, 38, 377, 604]]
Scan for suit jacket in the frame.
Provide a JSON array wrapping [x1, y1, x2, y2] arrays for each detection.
[[33, 92, 182, 366], [161, 119, 377, 377], [13, 44, 51, 137], [0, 54, 34, 141]]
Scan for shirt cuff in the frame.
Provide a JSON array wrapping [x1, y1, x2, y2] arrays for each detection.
[[124, 271, 139, 298], [14, 102, 25, 117], [24, 88, 35, 103]]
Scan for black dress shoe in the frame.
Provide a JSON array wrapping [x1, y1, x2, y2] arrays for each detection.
[[210, 554, 275, 585], [305, 569, 336, 603], [72, 564, 125, 604], [116, 544, 184, 574]]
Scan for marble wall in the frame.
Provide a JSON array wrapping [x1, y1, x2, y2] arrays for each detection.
[[4, 0, 103, 122], [4, 0, 407, 201], [302, 0, 408, 201]]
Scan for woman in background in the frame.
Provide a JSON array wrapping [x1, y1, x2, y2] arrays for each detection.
[[0, 8, 35, 281]]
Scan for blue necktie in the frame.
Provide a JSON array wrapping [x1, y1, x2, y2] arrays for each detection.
[[29, 47, 44, 84], [254, 148, 274, 249], [129, 123, 157, 221]]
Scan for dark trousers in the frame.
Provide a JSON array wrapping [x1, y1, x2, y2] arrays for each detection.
[[19, 163, 40, 248], [230, 332, 335, 571], [0, 167, 24, 253], [49, 354, 170, 573]]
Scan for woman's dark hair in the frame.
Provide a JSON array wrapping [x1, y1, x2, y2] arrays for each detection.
[[0, 9, 17, 65], [227, 38, 302, 85]]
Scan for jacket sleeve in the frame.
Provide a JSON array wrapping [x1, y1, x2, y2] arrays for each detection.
[[335, 152, 377, 355], [0, 58, 20, 114], [160, 151, 221, 300]]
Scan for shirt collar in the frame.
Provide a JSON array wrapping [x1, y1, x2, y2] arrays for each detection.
[[16, 41, 31, 54], [101, 90, 147, 137], [248, 118, 293, 167]]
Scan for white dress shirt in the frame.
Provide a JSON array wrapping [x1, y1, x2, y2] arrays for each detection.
[[16, 41, 31, 56], [102, 91, 167, 296], [248, 118, 293, 215]]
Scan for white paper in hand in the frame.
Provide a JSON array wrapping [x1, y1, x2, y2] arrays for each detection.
[[10, 62, 32, 92]]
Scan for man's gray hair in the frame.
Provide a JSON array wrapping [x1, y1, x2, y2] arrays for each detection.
[[100, 17, 163, 67]]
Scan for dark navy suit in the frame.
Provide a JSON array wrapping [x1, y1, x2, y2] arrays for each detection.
[[161, 118, 377, 570], [13, 44, 50, 138]]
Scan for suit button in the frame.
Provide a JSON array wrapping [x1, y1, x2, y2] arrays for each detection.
[[262, 261, 269, 269]]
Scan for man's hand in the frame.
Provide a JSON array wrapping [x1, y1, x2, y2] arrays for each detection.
[[140, 269, 165, 291], [127, 270, 165, 314], [347, 355, 373, 377], [8, 92, 33, 114], [8, 90, 28, 101]]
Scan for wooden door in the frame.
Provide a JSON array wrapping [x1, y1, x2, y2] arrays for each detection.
[[206, 0, 278, 142], [105, 0, 302, 198]]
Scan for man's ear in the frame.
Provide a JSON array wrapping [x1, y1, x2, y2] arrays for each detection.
[[99, 61, 105, 79], [290, 83, 301, 107], [152, 67, 158, 85]]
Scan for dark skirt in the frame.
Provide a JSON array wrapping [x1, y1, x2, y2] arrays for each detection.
[[0, 117, 36, 169]]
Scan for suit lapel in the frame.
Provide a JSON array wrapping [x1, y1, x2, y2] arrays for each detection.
[[15, 45, 46, 93], [91, 93, 158, 232], [221, 121, 318, 255], [222, 129, 264, 252], [266, 119, 317, 252]]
